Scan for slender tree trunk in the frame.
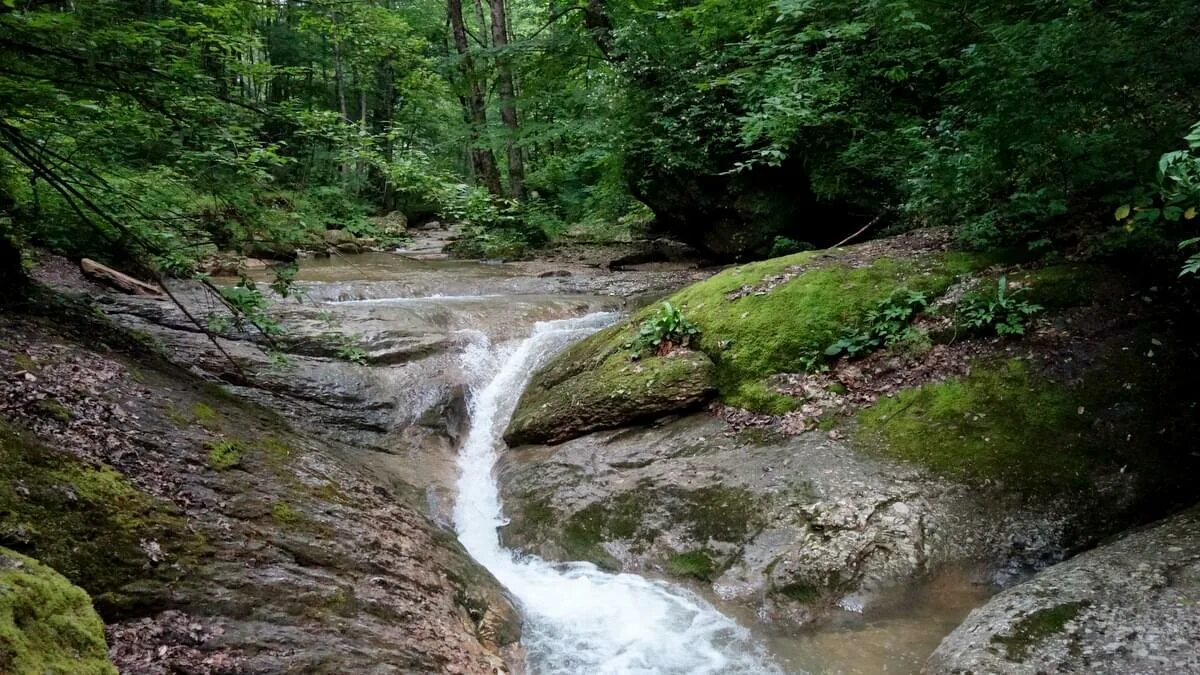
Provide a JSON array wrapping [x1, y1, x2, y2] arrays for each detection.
[[488, 0, 524, 199], [448, 0, 502, 196], [472, 0, 490, 47], [379, 58, 397, 211]]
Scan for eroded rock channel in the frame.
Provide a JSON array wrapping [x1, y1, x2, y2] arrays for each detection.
[[3, 233, 1198, 673]]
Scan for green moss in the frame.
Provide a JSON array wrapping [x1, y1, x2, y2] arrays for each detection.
[[271, 502, 303, 526], [1016, 264, 1110, 308], [666, 251, 979, 411], [31, 399, 72, 423], [775, 581, 821, 603], [991, 601, 1088, 660], [856, 359, 1103, 494], [205, 439, 243, 471], [163, 402, 191, 427], [260, 436, 295, 465], [506, 346, 715, 445], [0, 423, 207, 619], [191, 402, 220, 430], [670, 486, 762, 542], [528, 248, 982, 415], [0, 547, 117, 675], [667, 550, 717, 581], [13, 353, 38, 373], [561, 492, 651, 570], [310, 482, 347, 504], [557, 486, 761, 570]]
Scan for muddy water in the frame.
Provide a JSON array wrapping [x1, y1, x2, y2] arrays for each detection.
[[274, 252, 987, 674]]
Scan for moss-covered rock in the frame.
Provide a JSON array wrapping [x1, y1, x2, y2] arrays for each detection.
[[504, 347, 716, 446], [507, 239, 981, 440], [0, 423, 207, 619], [0, 547, 117, 675], [856, 360, 1101, 494]]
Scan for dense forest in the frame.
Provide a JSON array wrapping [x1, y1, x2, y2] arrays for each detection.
[[6, 2, 1200, 673], [3, 0, 1200, 278]]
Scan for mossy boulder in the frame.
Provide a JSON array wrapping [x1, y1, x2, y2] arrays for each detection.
[[0, 547, 117, 675], [508, 236, 981, 440], [504, 346, 716, 446]]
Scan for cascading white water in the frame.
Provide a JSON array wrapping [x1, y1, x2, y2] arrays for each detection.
[[453, 314, 784, 675]]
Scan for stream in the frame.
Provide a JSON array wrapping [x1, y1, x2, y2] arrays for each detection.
[[453, 315, 782, 674], [230, 252, 988, 674]]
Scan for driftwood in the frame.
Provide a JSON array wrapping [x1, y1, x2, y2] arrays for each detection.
[[80, 258, 165, 298]]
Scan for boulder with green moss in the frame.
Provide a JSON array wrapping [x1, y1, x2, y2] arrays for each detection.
[[506, 232, 981, 445], [927, 506, 1200, 674], [0, 547, 117, 675], [504, 342, 716, 446]]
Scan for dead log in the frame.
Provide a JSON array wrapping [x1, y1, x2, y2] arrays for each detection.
[[80, 258, 165, 298]]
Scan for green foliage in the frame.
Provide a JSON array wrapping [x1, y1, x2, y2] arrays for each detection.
[[333, 334, 368, 365], [631, 302, 701, 354], [768, 237, 812, 258], [824, 289, 928, 361], [959, 276, 1043, 337], [1116, 122, 1200, 276], [1182, 238, 1200, 277]]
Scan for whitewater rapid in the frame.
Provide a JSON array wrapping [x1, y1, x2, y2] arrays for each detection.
[[452, 314, 783, 675]]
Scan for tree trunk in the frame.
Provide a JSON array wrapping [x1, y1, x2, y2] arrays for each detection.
[[488, 0, 524, 199], [448, 0, 503, 196], [472, 0, 490, 47]]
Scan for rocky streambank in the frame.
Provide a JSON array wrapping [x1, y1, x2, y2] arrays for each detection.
[[496, 230, 1200, 670], [928, 506, 1200, 674], [1, 241, 708, 673]]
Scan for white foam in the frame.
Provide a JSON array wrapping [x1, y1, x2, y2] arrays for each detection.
[[453, 314, 785, 674]]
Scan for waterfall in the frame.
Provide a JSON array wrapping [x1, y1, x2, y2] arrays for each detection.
[[453, 314, 782, 675]]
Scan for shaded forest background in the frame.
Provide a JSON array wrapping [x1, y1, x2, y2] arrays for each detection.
[[2, 0, 1200, 274]]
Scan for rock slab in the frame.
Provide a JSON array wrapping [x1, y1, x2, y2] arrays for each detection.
[[926, 506, 1200, 675]]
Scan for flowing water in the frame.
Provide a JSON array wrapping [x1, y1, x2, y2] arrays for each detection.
[[242, 253, 989, 674], [452, 315, 784, 675]]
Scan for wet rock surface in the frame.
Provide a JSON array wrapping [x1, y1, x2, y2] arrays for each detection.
[[504, 347, 716, 446], [926, 506, 1200, 675], [0, 309, 521, 673], [10, 240, 706, 672], [498, 414, 1078, 626]]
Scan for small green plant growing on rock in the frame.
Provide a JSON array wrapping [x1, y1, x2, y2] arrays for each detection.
[[631, 302, 701, 356], [329, 332, 368, 365], [959, 276, 1043, 336], [824, 288, 929, 360], [667, 550, 717, 581], [191, 402, 221, 430], [206, 439, 243, 470], [271, 502, 303, 526]]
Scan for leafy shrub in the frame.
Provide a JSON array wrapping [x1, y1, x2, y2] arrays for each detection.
[[959, 276, 1043, 336], [824, 289, 928, 360], [1116, 121, 1200, 276], [631, 302, 701, 355], [768, 236, 813, 258], [1182, 238, 1200, 276]]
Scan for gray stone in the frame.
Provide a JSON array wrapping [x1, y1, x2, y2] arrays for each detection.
[[926, 506, 1200, 674]]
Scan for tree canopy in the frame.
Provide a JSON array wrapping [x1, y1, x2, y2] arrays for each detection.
[[2, 0, 1199, 270]]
